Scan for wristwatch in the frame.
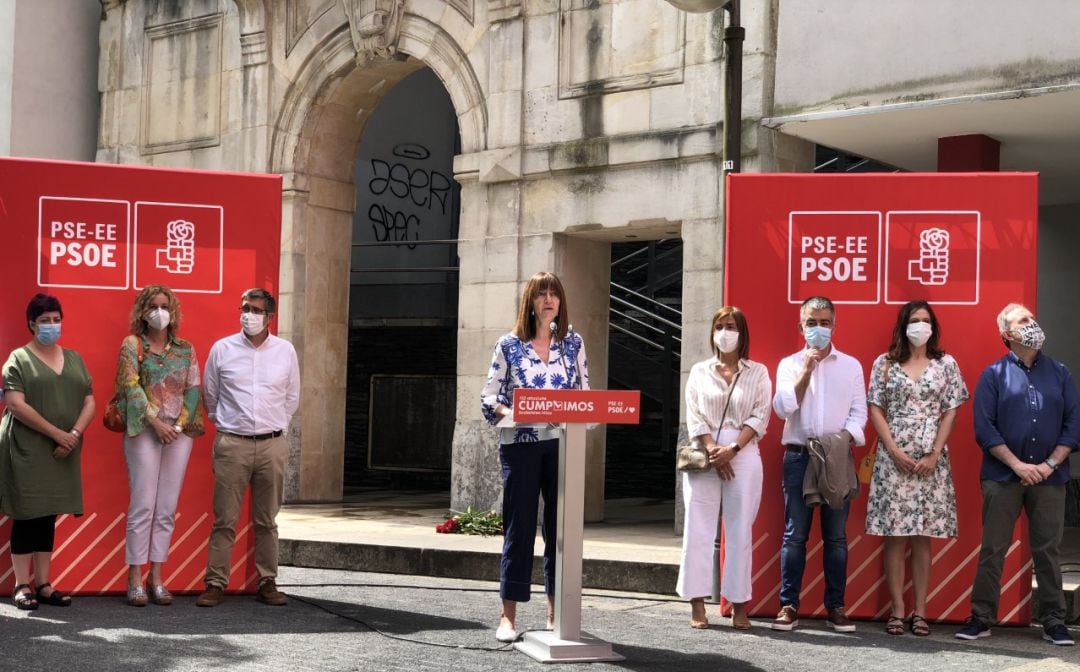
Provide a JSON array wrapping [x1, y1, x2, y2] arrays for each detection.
[[70, 429, 81, 438], [731, 443, 742, 454], [1044, 456, 1059, 469], [173, 424, 183, 432]]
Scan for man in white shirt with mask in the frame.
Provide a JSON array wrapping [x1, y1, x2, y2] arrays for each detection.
[[196, 288, 300, 607], [770, 296, 867, 633]]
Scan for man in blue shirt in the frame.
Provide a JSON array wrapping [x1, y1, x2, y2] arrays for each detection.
[[956, 303, 1078, 646]]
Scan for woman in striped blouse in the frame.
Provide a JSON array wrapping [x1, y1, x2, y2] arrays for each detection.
[[677, 306, 772, 629]]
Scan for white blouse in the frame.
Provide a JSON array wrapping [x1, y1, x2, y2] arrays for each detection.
[[685, 357, 772, 444], [480, 331, 589, 444]]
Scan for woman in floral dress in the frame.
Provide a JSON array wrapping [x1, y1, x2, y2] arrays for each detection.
[[480, 271, 588, 642], [866, 300, 968, 636]]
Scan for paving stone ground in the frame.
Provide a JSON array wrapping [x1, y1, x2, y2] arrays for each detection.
[[2, 567, 1077, 672]]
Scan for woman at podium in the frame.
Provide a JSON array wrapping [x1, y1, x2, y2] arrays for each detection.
[[677, 306, 772, 629], [481, 271, 589, 643]]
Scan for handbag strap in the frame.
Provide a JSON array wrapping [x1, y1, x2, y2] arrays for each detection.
[[716, 368, 743, 435], [113, 337, 147, 403]]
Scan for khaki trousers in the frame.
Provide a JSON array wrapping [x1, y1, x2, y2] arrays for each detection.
[[203, 433, 288, 589], [970, 480, 1066, 627]]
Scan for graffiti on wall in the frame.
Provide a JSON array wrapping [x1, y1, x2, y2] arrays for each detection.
[[366, 143, 452, 247]]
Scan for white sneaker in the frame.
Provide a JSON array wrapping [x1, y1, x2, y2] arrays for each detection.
[[495, 623, 518, 642]]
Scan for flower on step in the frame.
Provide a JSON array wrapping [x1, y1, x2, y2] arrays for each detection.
[[433, 507, 503, 536]]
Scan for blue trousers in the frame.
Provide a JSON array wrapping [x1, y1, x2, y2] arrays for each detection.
[[779, 448, 849, 611], [499, 438, 558, 602]]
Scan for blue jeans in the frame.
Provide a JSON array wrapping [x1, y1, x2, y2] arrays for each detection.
[[779, 448, 849, 611], [499, 438, 559, 602]]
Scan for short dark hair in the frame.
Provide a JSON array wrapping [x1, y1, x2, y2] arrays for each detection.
[[26, 293, 63, 333], [241, 288, 276, 314], [887, 300, 944, 363], [800, 296, 835, 324]]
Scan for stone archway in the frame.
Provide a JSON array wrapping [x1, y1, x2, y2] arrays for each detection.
[[270, 18, 485, 501]]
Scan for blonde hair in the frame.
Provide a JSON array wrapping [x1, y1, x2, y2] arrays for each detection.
[[129, 285, 181, 337]]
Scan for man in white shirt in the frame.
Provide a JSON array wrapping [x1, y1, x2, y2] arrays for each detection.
[[770, 296, 867, 632], [196, 288, 300, 607]]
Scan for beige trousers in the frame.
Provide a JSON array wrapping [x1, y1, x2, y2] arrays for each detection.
[[203, 432, 288, 589]]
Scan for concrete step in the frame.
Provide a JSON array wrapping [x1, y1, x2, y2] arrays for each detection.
[[279, 538, 678, 595]]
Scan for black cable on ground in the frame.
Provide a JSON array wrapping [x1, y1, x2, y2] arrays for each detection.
[[287, 592, 538, 652]]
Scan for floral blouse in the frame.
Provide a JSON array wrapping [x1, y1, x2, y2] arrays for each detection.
[[115, 334, 205, 437], [481, 331, 589, 444]]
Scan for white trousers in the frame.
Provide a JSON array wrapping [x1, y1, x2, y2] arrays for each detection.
[[676, 429, 763, 603], [123, 430, 193, 565]]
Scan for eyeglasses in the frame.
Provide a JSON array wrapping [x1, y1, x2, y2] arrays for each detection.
[[240, 306, 268, 316]]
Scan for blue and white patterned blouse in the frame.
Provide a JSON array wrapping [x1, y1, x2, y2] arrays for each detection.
[[481, 331, 590, 444]]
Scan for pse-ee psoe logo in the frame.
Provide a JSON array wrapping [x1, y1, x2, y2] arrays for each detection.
[[37, 196, 224, 293], [787, 210, 980, 306]]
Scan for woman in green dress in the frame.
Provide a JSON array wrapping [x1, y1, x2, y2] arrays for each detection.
[[0, 294, 95, 610]]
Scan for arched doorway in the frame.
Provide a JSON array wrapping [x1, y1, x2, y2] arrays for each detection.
[[345, 68, 461, 494], [269, 18, 486, 503]]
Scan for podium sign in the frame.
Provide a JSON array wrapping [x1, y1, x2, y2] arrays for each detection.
[[512, 389, 640, 424], [510, 389, 638, 664]]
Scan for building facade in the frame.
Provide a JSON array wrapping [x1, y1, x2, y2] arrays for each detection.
[[0, 0, 99, 160], [93, 0, 1079, 519]]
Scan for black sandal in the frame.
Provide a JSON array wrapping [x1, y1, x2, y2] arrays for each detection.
[[36, 582, 71, 607], [12, 584, 38, 611], [885, 616, 904, 635], [908, 613, 930, 636]]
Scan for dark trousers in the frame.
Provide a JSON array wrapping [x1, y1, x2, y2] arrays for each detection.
[[779, 448, 849, 611], [499, 438, 559, 602], [10, 515, 57, 554], [970, 480, 1066, 627]]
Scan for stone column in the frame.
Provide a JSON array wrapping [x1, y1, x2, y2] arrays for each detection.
[[278, 173, 309, 502], [555, 236, 611, 522], [239, 29, 270, 171]]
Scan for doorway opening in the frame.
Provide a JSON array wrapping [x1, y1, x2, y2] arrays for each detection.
[[344, 68, 461, 498]]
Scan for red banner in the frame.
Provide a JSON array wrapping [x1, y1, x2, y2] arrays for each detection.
[[513, 389, 641, 424], [1, 157, 282, 595], [726, 173, 1038, 624]]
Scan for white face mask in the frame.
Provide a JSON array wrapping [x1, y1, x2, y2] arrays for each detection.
[[147, 307, 171, 331], [906, 322, 932, 347], [713, 329, 739, 354], [241, 312, 266, 336]]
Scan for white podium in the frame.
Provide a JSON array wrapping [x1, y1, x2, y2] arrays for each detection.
[[506, 389, 641, 664]]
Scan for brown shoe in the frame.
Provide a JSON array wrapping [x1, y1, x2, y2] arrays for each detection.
[[771, 605, 798, 631], [731, 602, 752, 630], [195, 585, 224, 608], [827, 607, 856, 632], [256, 579, 287, 606]]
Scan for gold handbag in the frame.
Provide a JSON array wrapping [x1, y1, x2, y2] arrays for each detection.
[[676, 437, 710, 472], [677, 370, 741, 472], [858, 358, 890, 484]]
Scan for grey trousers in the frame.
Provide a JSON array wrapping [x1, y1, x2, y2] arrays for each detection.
[[970, 480, 1066, 627]]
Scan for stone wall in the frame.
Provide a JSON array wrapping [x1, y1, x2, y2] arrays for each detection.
[[96, 0, 814, 514], [774, 0, 1080, 115]]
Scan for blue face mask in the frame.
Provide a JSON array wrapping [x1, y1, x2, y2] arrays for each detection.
[[804, 325, 831, 350], [35, 323, 61, 346]]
